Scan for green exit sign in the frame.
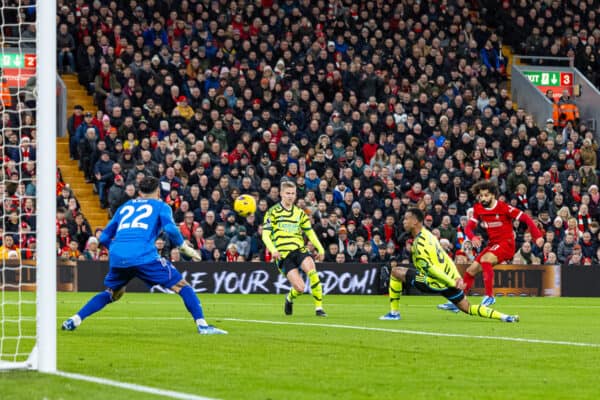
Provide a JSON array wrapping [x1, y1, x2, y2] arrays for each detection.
[[523, 71, 561, 86]]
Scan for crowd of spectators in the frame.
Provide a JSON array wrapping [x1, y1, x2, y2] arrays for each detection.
[[485, 0, 600, 88], [13, 0, 597, 266], [52, 0, 600, 265], [0, 2, 37, 261]]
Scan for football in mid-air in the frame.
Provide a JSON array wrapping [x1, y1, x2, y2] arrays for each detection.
[[234, 194, 256, 217]]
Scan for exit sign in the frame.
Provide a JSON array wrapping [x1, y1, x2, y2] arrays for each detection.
[[523, 70, 574, 100], [0, 53, 36, 68], [523, 71, 573, 87]]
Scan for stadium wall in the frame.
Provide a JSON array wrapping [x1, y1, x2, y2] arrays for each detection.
[[66, 261, 572, 296], [5, 261, 594, 295]]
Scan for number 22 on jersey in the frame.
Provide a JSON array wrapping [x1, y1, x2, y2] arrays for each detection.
[[117, 204, 152, 230]]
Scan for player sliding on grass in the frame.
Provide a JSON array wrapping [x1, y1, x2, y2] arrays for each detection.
[[438, 180, 544, 312], [62, 176, 227, 335], [262, 180, 327, 317], [380, 208, 519, 322]]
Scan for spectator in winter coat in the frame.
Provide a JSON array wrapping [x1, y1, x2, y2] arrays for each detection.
[[557, 232, 576, 264], [93, 151, 114, 207], [228, 226, 252, 260]]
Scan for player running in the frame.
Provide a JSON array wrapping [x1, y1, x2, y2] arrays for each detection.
[[380, 208, 519, 322], [62, 176, 227, 335], [439, 180, 543, 312], [262, 180, 327, 317]]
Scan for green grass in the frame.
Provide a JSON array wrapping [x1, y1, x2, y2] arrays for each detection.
[[1, 293, 600, 399]]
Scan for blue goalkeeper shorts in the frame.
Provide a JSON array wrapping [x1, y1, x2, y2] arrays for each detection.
[[104, 258, 183, 291]]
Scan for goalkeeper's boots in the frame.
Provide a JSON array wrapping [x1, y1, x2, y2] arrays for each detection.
[[198, 325, 228, 335], [379, 311, 401, 320], [315, 308, 327, 317], [502, 315, 520, 323], [481, 296, 496, 307], [437, 301, 460, 313], [284, 298, 293, 315], [62, 318, 77, 331]]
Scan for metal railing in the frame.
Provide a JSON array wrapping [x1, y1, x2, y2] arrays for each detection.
[[512, 55, 574, 68], [56, 75, 67, 137]]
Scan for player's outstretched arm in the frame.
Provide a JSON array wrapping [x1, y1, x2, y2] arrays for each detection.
[[261, 227, 277, 254], [159, 203, 185, 248], [464, 218, 481, 247], [304, 228, 325, 258], [261, 210, 279, 257], [159, 204, 201, 260], [299, 211, 325, 257]]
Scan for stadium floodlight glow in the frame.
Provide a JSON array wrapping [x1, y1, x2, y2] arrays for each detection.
[[0, 0, 56, 372]]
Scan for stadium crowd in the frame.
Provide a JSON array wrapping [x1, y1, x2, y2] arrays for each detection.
[[4, 0, 600, 266]]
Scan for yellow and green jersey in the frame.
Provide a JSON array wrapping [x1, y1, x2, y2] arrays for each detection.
[[411, 227, 461, 290], [262, 203, 322, 260]]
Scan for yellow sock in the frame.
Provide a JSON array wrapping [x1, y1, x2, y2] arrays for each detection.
[[468, 304, 504, 321], [389, 276, 402, 313], [286, 288, 301, 303], [308, 270, 323, 309]]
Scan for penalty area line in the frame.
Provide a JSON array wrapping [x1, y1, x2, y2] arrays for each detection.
[[53, 370, 218, 400], [220, 318, 600, 348]]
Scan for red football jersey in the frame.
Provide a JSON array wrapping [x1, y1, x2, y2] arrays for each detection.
[[471, 200, 522, 244]]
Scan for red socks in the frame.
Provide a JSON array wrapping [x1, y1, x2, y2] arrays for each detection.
[[481, 262, 494, 297]]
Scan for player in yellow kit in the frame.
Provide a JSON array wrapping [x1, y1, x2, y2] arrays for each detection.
[[379, 208, 519, 322], [262, 180, 327, 316]]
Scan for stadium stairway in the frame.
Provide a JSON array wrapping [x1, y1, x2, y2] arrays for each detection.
[[57, 74, 108, 231]]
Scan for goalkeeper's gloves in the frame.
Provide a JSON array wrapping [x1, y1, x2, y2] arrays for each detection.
[[180, 241, 201, 261]]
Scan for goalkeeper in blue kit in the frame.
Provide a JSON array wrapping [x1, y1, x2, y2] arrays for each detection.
[[62, 176, 227, 335]]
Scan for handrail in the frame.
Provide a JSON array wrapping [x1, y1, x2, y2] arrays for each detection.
[[512, 54, 574, 67], [56, 75, 67, 137]]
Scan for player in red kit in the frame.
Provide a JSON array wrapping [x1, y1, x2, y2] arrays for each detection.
[[439, 180, 544, 311]]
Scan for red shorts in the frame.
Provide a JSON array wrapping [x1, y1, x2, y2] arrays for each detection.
[[475, 242, 515, 265]]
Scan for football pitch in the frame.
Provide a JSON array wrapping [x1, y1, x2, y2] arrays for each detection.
[[1, 293, 599, 400]]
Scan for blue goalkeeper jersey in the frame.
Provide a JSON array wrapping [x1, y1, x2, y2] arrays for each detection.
[[99, 198, 184, 268]]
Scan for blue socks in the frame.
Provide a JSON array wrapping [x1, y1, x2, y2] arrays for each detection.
[[78, 291, 113, 320], [179, 285, 205, 320], [76, 286, 205, 325]]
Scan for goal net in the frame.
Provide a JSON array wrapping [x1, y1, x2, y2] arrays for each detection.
[[0, 0, 56, 371]]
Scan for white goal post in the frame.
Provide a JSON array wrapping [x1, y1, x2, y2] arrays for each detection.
[[37, 0, 57, 373], [0, 0, 56, 372]]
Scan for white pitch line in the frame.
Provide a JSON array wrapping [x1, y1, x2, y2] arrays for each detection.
[[53, 371, 218, 400], [220, 318, 600, 348], [60, 315, 600, 348]]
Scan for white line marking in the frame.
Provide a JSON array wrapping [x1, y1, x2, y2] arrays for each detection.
[[220, 318, 600, 348], [53, 370, 218, 400], [60, 316, 600, 348]]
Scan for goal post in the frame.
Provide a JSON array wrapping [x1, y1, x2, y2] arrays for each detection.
[[0, 0, 56, 372], [37, 0, 57, 373]]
